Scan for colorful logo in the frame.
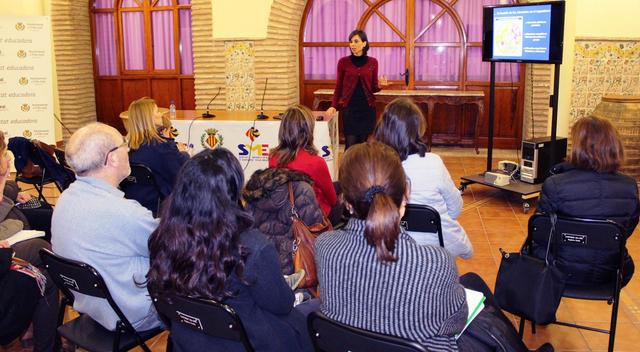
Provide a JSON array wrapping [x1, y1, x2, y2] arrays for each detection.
[[21, 104, 30, 112], [200, 128, 223, 149], [15, 23, 25, 31], [238, 144, 270, 157], [23, 130, 32, 138], [169, 126, 179, 138], [245, 127, 260, 142], [17, 50, 26, 59], [18, 77, 28, 86]]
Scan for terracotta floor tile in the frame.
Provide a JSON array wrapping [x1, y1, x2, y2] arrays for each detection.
[[578, 322, 640, 351], [521, 323, 590, 351]]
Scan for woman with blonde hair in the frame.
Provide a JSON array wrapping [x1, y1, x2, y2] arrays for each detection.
[[269, 104, 337, 219], [125, 97, 188, 215], [536, 115, 639, 286]]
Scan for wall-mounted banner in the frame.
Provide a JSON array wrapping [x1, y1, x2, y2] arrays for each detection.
[[0, 16, 55, 144]]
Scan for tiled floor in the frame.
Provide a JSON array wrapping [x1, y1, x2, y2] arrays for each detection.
[[2, 151, 639, 352]]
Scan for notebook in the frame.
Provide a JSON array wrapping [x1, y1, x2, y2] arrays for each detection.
[[455, 288, 486, 340], [5, 230, 46, 246]]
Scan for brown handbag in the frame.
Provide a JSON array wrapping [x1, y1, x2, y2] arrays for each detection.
[[288, 183, 332, 291]]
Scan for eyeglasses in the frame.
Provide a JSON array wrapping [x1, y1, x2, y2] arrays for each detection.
[[104, 139, 129, 166]]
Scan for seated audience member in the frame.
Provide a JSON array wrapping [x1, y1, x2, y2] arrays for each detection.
[[374, 98, 472, 259], [269, 104, 338, 222], [125, 97, 188, 214], [51, 122, 162, 332], [147, 148, 313, 352], [315, 142, 549, 351], [243, 167, 324, 275], [0, 239, 58, 352], [536, 115, 640, 287], [0, 131, 34, 237]]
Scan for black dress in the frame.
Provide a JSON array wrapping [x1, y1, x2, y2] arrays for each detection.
[[343, 55, 376, 136]]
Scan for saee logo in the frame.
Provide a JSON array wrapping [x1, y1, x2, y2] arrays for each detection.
[[238, 144, 269, 157]]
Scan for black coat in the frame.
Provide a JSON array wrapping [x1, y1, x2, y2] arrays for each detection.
[[170, 229, 313, 352], [243, 168, 324, 275], [535, 162, 640, 286], [127, 139, 188, 214], [0, 248, 40, 345]]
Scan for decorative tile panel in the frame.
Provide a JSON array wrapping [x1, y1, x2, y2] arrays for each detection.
[[570, 40, 640, 124], [224, 41, 256, 111]]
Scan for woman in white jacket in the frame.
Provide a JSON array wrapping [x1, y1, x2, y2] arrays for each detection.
[[374, 98, 473, 259]]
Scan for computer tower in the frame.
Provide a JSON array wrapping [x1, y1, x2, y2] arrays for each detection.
[[520, 136, 567, 184]]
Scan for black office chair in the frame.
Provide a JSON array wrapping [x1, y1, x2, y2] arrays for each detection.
[[519, 214, 626, 352], [39, 249, 164, 352], [119, 164, 163, 216], [400, 204, 444, 247], [307, 311, 428, 352], [152, 294, 254, 352]]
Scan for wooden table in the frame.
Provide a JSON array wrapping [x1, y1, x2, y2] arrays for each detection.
[[313, 89, 484, 153]]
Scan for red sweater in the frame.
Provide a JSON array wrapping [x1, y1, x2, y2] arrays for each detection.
[[269, 149, 337, 216], [331, 56, 381, 109]]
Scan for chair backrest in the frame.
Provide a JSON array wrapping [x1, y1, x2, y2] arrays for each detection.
[[152, 294, 254, 351], [400, 204, 444, 247], [307, 311, 428, 352], [526, 214, 626, 285], [53, 148, 76, 189], [39, 248, 138, 332], [120, 163, 163, 215]]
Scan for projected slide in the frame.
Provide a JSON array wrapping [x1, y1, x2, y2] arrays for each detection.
[[492, 4, 552, 61]]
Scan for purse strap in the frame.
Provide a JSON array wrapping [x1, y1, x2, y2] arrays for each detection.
[[543, 213, 558, 266], [288, 182, 299, 218]]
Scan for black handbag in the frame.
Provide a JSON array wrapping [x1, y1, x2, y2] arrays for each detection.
[[494, 213, 566, 325]]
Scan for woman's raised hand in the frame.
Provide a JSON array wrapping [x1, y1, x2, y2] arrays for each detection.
[[326, 107, 337, 116], [379, 75, 389, 88]]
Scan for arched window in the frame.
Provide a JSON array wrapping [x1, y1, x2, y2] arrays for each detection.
[[90, 0, 195, 131], [300, 0, 525, 148]]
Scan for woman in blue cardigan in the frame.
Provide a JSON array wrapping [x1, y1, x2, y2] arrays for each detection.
[[125, 97, 188, 215]]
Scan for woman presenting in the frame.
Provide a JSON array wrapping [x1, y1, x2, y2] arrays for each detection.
[[326, 29, 387, 150]]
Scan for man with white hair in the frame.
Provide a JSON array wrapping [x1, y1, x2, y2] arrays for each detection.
[[51, 123, 162, 332]]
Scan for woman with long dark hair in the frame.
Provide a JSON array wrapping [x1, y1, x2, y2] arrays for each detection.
[[326, 29, 387, 150], [375, 98, 472, 259], [269, 104, 337, 219], [536, 115, 639, 286], [147, 148, 312, 352]]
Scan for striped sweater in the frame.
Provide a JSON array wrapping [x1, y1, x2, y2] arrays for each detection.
[[315, 218, 467, 351]]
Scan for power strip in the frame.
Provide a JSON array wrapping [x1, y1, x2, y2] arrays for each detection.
[[484, 171, 510, 186]]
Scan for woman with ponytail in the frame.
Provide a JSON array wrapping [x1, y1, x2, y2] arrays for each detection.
[[314, 142, 550, 351], [314, 142, 468, 351]]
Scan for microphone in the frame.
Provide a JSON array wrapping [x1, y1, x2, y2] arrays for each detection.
[[53, 113, 73, 136], [401, 68, 409, 87], [256, 78, 269, 120], [202, 87, 221, 118]]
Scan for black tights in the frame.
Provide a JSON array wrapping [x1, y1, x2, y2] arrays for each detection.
[[344, 134, 368, 150]]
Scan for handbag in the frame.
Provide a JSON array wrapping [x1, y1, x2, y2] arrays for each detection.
[[494, 213, 565, 325], [288, 183, 332, 291]]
